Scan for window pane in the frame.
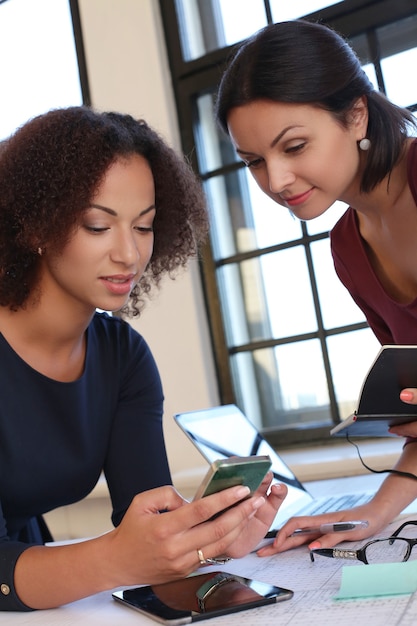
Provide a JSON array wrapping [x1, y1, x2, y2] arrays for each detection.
[[381, 48, 417, 108], [175, 0, 267, 61], [217, 264, 251, 348], [327, 329, 381, 420], [217, 247, 317, 347], [272, 341, 330, 422], [231, 340, 331, 430], [203, 175, 242, 260], [194, 93, 239, 173], [310, 239, 367, 328], [247, 174, 303, 247], [218, 0, 267, 47], [270, 0, 343, 22], [377, 15, 417, 108], [0, 0, 82, 140], [260, 248, 317, 339], [204, 171, 302, 260]]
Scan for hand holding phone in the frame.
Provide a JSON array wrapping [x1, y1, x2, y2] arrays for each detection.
[[193, 456, 272, 500]]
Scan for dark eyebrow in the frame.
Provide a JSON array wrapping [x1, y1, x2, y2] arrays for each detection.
[[90, 203, 156, 217], [236, 125, 303, 156], [270, 125, 302, 148]]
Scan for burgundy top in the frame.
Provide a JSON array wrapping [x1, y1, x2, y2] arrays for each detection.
[[331, 139, 417, 345]]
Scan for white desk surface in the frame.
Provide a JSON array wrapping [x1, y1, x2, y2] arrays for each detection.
[[3, 472, 417, 625]]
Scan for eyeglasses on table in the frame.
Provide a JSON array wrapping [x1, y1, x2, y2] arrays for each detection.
[[310, 520, 417, 565]]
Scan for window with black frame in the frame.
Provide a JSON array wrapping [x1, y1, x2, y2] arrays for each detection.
[[160, 0, 417, 446], [0, 0, 88, 142]]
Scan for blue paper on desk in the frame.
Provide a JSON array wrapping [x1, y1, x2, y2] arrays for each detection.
[[335, 560, 417, 599]]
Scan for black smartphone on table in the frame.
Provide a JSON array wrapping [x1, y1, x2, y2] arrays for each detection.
[[112, 571, 293, 624]]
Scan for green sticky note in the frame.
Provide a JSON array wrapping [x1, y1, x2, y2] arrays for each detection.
[[335, 561, 417, 599]]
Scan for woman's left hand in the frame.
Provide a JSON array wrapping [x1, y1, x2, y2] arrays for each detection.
[[222, 473, 287, 557], [389, 388, 417, 437]]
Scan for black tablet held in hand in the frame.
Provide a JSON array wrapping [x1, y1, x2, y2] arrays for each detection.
[[112, 571, 293, 624], [331, 345, 417, 437]]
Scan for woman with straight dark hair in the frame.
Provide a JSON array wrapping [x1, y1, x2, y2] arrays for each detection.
[[215, 20, 417, 554]]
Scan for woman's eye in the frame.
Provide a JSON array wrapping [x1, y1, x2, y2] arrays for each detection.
[[84, 225, 109, 233], [244, 158, 263, 169], [135, 226, 154, 233], [286, 142, 306, 154]]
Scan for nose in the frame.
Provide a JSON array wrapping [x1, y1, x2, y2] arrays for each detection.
[[111, 229, 140, 266], [266, 161, 296, 195]]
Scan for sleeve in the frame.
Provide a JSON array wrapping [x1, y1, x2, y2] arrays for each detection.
[[0, 544, 34, 611], [0, 502, 34, 611], [103, 327, 172, 527]]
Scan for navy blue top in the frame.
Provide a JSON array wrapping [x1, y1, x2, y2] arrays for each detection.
[[0, 312, 171, 610]]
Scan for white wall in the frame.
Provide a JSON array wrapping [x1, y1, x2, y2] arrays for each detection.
[[78, 0, 219, 480]]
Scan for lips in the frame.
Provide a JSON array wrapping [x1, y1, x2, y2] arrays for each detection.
[[106, 276, 132, 284], [281, 187, 314, 207], [100, 274, 136, 296]]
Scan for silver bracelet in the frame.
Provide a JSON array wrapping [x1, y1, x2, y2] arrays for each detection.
[[196, 573, 238, 611]]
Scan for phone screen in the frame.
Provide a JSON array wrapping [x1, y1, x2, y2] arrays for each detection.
[[113, 571, 293, 624]]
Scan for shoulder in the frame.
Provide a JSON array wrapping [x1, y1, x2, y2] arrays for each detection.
[[87, 313, 162, 393], [88, 312, 155, 367]]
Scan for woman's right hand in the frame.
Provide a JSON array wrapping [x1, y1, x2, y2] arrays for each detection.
[[104, 484, 265, 588], [14, 482, 278, 610]]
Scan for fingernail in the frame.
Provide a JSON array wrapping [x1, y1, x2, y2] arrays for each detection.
[[248, 497, 266, 519], [400, 390, 414, 402], [308, 541, 321, 550], [235, 486, 251, 499]]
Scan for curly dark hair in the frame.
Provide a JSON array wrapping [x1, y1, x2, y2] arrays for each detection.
[[0, 106, 208, 315]]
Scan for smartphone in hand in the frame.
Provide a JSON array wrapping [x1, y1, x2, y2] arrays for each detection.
[[193, 456, 272, 500]]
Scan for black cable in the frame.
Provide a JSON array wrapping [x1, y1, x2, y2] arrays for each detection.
[[346, 434, 417, 481]]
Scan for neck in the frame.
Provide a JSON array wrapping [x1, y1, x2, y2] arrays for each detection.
[[344, 139, 410, 219], [0, 297, 96, 382]]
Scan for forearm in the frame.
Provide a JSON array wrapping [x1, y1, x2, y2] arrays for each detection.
[[14, 532, 117, 610], [12, 484, 284, 610], [371, 441, 417, 520]]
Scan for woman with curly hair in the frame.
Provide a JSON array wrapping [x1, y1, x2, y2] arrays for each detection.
[[0, 107, 284, 611], [215, 20, 417, 554]]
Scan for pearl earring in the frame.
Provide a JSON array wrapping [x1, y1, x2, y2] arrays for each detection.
[[359, 138, 371, 151]]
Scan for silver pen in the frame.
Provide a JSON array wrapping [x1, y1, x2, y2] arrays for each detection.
[[290, 520, 369, 536]]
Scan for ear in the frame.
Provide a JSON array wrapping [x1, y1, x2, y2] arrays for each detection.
[[350, 96, 369, 140]]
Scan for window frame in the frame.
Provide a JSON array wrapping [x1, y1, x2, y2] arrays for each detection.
[[159, 0, 417, 447], [69, 0, 91, 107]]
